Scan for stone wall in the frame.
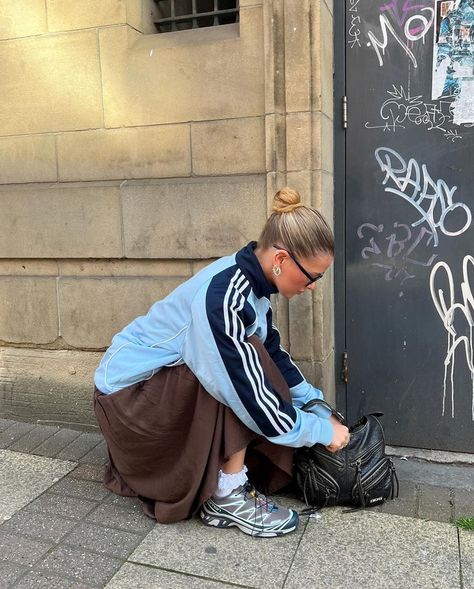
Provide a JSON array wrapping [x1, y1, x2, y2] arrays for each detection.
[[0, 0, 335, 428]]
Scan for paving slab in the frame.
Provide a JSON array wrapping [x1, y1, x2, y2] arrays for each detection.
[[0, 449, 75, 522], [128, 509, 305, 589], [56, 432, 103, 462], [48, 476, 110, 501], [0, 559, 28, 589], [0, 531, 52, 567], [37, 545, 122, 587], [460, 530, 474, 589], [85, 503, 156, 535], [0, 510, 78, 543], [13, 571, 92, 589], [285, 508, 461, 589], [33, 428, 82, 458], [8, 425, 59, 453], [24, 491, 98, 520], [105, 562, 242, 589], [62, 521, 144, 559], [0, 422, 36, 449]]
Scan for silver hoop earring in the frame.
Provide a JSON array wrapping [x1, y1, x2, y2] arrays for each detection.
[[272, 265, 281, 277]]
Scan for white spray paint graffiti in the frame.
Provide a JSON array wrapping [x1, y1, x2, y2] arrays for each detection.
[[367, 9, 435, 68], [357, 221, 438, 287], [430, 256, 474, 420], [375, 147, 472, 246], [365, 84, 472, 140], [348, 0, 362, 49]]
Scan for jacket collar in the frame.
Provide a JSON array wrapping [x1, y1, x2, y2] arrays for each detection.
[[235, 241, 278, 299]]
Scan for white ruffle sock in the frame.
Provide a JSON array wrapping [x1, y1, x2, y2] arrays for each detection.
[[213, 465, 248, 498]]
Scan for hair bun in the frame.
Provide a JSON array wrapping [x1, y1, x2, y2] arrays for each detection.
[[272, 187, 305, 214]]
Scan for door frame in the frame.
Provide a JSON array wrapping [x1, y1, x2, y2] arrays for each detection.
[[334, 0, 347, 416]]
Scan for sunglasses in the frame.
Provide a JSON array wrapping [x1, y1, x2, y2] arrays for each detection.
[[272, 245, 325, 286]]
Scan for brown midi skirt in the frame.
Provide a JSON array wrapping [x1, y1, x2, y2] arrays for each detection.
[[93, 335, 295, 523]]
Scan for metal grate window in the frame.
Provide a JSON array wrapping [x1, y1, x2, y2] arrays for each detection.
[[154, 0, 239, 33]]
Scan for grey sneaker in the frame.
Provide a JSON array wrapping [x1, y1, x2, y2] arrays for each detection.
[[200, 484, 299, 538]]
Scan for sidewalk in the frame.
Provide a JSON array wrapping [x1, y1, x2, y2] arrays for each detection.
[[0, 417, 472, 589]]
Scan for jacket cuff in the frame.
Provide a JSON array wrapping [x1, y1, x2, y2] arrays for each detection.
[[317, 417, 334, 447]]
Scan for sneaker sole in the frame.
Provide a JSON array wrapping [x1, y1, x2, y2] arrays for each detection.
[[200, 509, 298, 538]]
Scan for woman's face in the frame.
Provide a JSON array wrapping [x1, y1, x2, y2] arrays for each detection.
[[272, 250, 334, 299]]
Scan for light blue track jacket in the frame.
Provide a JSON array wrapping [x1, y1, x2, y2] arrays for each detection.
[[94, 242, 334, 448]]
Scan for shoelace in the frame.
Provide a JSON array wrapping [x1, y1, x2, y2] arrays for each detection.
[[244, 485, 278, 513]]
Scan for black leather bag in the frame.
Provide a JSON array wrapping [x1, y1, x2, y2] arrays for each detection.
[[294, 399, 399, 512]]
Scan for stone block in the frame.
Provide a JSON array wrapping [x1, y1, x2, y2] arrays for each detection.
[[271, 293, 290, 350], [311, 113, 323, 171], [313, 265, 335, 359], [0, 347, 102, 427], [99, 7, 264, 127], [0, 277, 58, 343], [284, 0, 311, 113], [46, 0, 127, 31], [313, 349, 336, 404], [0, 0, 47, 40], [319, 1, 334, 118], [0, 260, 59, 276], [125, 0, 160, 34], [321, 114, 334, 174], [0, 31, 102, 135], [57, 124, 191, 181], [192, 260, 214, 274], [59, 259, 192, 278], [0, 184, 122, 258], [0, 135, 57, 184], [59, 276, 185, 348], [310, 1, 322, 113], [286, 111, 312, 172], [122, 176, 266, 258], [192, 117, 265, 175], [265, 114, 287, 173], [286, 171, 312, 204], [289, 291, 314, 362]]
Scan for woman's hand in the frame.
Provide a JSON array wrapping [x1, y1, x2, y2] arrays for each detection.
[[325, 415, 350, 453]]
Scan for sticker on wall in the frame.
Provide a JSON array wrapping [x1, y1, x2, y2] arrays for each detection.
[[432, 0, 474, 124]]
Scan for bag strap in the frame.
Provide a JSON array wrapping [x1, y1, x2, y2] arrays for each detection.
[[301, 399, 346, 425]]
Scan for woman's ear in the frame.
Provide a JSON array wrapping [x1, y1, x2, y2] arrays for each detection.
[[273, 250, 288, 266]]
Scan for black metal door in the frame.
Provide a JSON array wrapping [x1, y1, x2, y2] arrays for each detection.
[[342, 0, 474, 452]]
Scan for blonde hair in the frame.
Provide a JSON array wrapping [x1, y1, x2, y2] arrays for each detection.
[[257, 187, 334, 258]]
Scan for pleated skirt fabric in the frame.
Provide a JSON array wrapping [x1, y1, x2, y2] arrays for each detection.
[[93, 335, 295, 523]]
